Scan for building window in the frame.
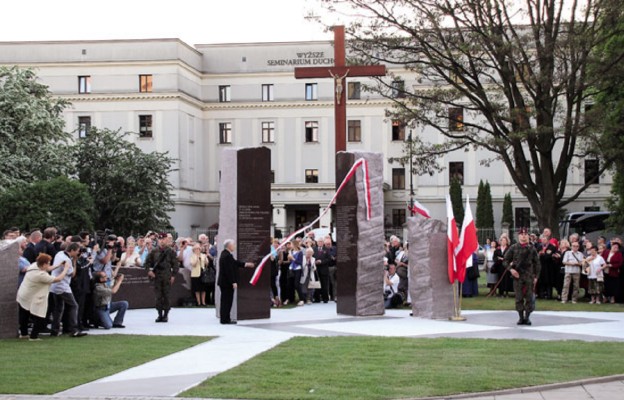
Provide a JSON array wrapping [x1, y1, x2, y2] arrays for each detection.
[[391, 80, 405, 98], [348, 82, 361, 99], [78, 76, 91, 94], [449, 161, 464, 185], [305, 121, 319, 143], [392, 120, 405, 141], [262, 84, 274, 102], [138, 115, 152, 138], [348, 120, 361, 142], [78, 116, 91, 138], [219, 85, 231, 102], [262, 121, 275, 143], [305, 83, 318, 101], [449, 107, 464, 131], [392, 209, 407, 227], [585, 159, 600, 184], [139, 74, 153, 93], [515, 207, 531, 229], [270, 170, 275, 184], [392, 168, 406, 190], [219, 122, 232, 144], [305, 169, 319, 183]]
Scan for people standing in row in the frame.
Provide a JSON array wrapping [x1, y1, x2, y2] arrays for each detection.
[[17, 254, 71, 341]]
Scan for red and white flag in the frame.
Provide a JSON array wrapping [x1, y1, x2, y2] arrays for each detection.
[[408, 199, 431, 219], [446, 194, 459, 284], [454, 195, 479, 284]]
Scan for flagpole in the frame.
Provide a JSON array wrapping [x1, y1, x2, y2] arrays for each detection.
[[408, 130, 415, 217], [450, 281, 467, 321]]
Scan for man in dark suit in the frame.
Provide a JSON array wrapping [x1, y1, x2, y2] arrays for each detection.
[[218, 239, 254, 324]]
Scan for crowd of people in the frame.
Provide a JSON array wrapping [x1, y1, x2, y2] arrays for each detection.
[[5, 226, 222, 340], [5, 222, 623, 338], [482, 228, 624, 305]]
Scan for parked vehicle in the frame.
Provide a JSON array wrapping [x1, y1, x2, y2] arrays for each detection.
[[559, 211, 622, 243]]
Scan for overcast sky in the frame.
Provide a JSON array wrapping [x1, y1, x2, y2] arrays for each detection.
[[0, 0, 341, 45]]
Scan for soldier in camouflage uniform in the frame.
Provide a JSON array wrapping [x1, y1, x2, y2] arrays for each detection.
[[145, 233, 180, 322], [503, 227, 541, 326]]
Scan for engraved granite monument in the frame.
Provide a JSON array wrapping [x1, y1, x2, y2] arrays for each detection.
[[408, 217, 455, 319], [335, 151, 385, 316], [216, 147, 272, 321], [0, 241, 19, 338]]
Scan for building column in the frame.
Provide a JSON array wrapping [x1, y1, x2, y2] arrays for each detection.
[[273, 204, 287, 237], [319, 205, 332, 228]]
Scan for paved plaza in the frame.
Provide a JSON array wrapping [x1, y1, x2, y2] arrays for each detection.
[[2, 304, 624, 399]]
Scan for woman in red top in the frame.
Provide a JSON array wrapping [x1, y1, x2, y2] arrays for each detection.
[[603, 242, 622, 304]]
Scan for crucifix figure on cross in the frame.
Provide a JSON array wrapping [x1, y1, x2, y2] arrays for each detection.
[[295, 26, 386, 153], [329, 69, 349, 105]]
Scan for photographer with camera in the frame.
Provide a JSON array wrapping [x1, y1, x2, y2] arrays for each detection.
[[50, 242, 87, 337], [93, 234, 120, 286], [17, 254, 71, 340], [71, 235, 96, 331], [383, 263, 402, 309], [93, 271, 128, 329]]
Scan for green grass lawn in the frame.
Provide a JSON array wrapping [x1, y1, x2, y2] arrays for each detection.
[[183, 337, 624, 400], [0, 335, 210, 394], [458, 274, 624, 312]]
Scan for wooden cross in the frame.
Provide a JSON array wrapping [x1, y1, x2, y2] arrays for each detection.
[[294, 26, 386, 153]]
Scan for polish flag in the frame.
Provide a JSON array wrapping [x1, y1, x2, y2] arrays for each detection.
[[408, 199, 431, 219], [446, 195, 459, 284], [454, 196, 479, 284]]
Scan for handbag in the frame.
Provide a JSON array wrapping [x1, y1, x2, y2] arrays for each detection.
[[308, 270, 321, 289], [467, 265, 480, 280], [201, 264, 216, 284]]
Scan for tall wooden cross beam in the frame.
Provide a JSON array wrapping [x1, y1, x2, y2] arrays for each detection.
[[294, 26, 386, 153]]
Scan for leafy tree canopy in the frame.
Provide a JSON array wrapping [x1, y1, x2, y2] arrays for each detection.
[[323, 0, 624, 236], [0, 176, 94, 234], [0, 66, 71, 191], [71, 127, 175, 236]]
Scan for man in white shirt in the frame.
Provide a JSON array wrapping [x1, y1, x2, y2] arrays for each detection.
[[383, 264, 401, 309], [50, 242, 87, 337], [561, 242, 584, 304], [177, 237, 193, 270]]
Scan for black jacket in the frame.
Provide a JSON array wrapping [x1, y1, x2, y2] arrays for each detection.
[[218, 249, 245, 288]]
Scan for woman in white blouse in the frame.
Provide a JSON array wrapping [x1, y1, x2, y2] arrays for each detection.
[[118, 238, 142, 268]]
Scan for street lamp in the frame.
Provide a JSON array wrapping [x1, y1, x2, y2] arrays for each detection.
[[408, 129, 415, 217]]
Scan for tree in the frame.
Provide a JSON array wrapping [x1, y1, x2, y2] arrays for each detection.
[[71, 127, 175, 236], [0, 177, 94, 233], [589, 3, 624, 231], [323, 0, 624, 237], [476, 180, 486, 242], [483, 181, 494, 238], [502, 193, 514, 232], [0, 66, 71, 191], [449, 178, 463, 227]]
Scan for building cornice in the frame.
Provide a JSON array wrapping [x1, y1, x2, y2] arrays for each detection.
[[57, 92, 393, 111], [59, 92, 206, 109]]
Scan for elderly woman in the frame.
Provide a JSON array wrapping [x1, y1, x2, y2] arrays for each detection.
[[118, 238, 142, 268], [190, 243, 208, 306], [301, 247, 318, 304], [485, 240, 498, 290], [603, 242, 622, 304], [493, 236, 512, 297], [16, 254, 71, 340]]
